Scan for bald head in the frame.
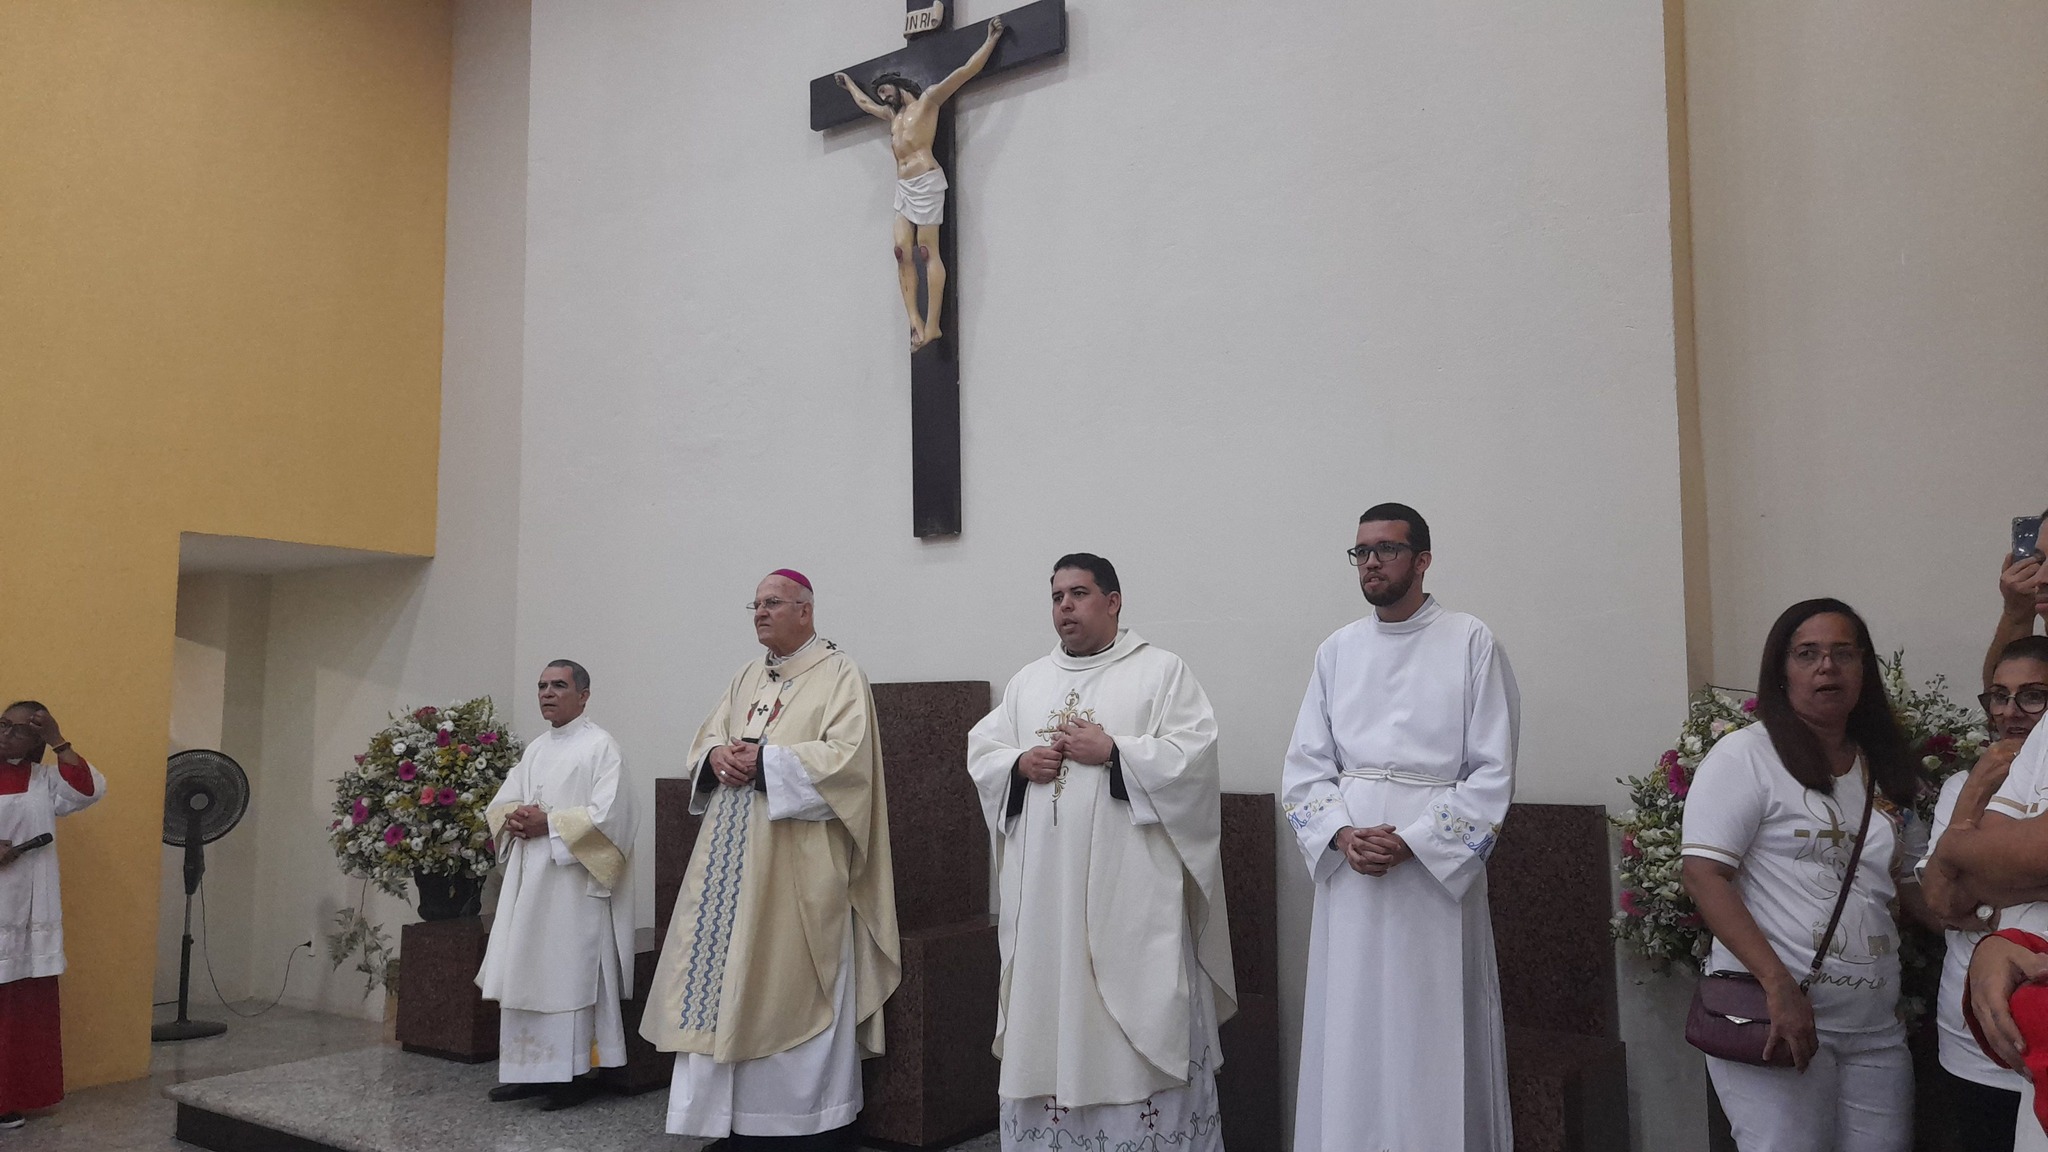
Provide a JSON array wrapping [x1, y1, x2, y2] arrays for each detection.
[[752, 573, 816, 657]]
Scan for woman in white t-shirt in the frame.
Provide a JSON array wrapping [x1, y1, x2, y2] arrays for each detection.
[[1681, 599, 1925, 1152], [1920, 636, 2048, 1150]]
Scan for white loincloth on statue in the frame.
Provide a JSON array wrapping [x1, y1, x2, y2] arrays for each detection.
[[894, 167, 947, 226], [665, 915, 860, 1138], [998, 931, 1223, 1152], [497, 948, 626, 1082]]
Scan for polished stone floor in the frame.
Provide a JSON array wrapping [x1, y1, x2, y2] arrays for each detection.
[[7, 1002, 999, 1152]]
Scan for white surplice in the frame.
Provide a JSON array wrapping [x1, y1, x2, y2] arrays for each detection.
[[0, 758, 105, 984], [476, 716, 636, 1083], [1282, 595, 1519, 1152], [968, 630, 1236, 1152]]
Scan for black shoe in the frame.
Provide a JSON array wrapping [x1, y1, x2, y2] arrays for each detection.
[[0, 1113, 25, 1130], [486, 1082, 551, 1103], [538, 1073, 604, 1112]]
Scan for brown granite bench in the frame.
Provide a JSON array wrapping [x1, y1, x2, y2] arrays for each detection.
[[1488, 802, 1631, 1152]]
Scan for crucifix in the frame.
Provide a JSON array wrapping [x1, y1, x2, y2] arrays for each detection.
[[1032, 688, 1093, 823], [810, 0, 1068, 538]]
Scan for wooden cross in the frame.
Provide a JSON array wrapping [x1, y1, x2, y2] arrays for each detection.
[[811, 0, 1068, 538]]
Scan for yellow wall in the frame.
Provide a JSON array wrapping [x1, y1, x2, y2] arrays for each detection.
[[0, 1, 451, 1087]]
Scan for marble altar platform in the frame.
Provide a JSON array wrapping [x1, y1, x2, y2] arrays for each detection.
[[164, 1043, 1004, 1152]]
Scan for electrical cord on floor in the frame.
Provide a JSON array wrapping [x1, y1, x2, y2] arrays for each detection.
[[197, 875, 311, 1018]]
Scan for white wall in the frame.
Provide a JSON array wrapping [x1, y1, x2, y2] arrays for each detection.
[[158, 573, 268, 1009], [1688, 1, 2048, 694], [517, 1, 1692, 1145]]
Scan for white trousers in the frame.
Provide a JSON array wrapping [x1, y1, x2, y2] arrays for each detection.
[[665, 923, 860, 1138], [2018, 1081, 2048, 1152], [496, 954, 626, 1083], [1707, 1025, 1912, 1152]]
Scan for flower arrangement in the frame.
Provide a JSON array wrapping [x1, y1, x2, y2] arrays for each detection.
[[328, 698, 521, 892], [1611, 653, 1990, 972], [325, 698, 521, 992]]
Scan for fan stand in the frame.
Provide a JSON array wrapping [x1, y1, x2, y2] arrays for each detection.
[[153, 801, 227, 1042]]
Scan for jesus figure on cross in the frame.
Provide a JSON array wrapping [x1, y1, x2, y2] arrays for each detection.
[[835, 16, 1003, 351]]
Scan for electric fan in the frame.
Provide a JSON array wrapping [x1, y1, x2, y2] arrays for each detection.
[[152, 749, 250, 1042]]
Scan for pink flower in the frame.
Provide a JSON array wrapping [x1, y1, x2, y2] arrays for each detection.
[[437, 787, 459, 807], [419, 785, 437, 806], [1741, 697, 1758, 713], [1679, 913, 1705, 928], [480, 731, 499, 745], [436, 729, 452, 748], [1666, 761, 1689, 798], [1621, 833, 1640, 858], [459, 744, 475, 757], [1658, 749, 1680, 769], [1619, 889, 1647, 918], [383, 825, 405, 847], [329, 819, 342, 832], [353, 754, 366, 766], [351, 799, 369, 825], [398, 760, 417, 781], [414, 706, 438, 721]]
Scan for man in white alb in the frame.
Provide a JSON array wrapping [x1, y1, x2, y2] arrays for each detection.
[[1282, 504, 1519, 1152], [476, 660, 636, 1111], [968, 553, 1236, 1152], [644, 569, 899, 1151]]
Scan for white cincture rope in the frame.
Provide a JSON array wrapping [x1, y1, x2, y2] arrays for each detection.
[[1339, 766, 1449, 788]]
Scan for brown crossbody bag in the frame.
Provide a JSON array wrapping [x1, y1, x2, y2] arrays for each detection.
[[1684, 765, 1876, 1066]]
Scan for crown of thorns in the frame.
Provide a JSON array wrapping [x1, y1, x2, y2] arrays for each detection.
[[869, 72, 923, 98]]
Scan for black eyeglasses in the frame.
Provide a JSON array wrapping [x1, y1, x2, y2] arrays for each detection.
[[1981, 687, 2048, 716], [1346, 542, 1416, 566]]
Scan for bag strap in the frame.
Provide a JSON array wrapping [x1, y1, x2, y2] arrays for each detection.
[[1802, 760, 1878, 990]]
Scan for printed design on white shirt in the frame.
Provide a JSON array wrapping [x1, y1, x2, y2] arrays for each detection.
[[1790, 788, 1892, 978]]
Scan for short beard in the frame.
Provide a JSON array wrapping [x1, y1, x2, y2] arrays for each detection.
[[1361, 570, 1414, 607]]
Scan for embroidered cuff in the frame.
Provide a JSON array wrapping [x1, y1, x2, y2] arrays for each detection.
[[549, 806, 626, 890]]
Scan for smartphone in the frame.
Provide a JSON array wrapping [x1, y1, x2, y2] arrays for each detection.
[[2015, 515, 2045, 563]]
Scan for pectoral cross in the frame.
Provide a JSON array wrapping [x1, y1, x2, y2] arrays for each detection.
[[811, 1, 1068, 538], [1033, 689, 1093, 824]]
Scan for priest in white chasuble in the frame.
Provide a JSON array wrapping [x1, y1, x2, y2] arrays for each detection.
[[645, 569, 900, 1151], [476, 659, 636, 1111], [1283, 504, 1519, 1152], [967, 553, 1236, 1152]]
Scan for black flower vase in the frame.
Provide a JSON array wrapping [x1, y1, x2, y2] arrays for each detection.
[[413, 870, 482, 921]]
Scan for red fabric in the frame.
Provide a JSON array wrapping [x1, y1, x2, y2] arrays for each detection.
[[0, 763, 27, 796], [1965, 929, 2048, 1135], [0, 977, 64, 1112], [55, 761, 93, 796]]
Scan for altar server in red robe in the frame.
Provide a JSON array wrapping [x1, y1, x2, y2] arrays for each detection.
[[0, 702, 105, 1129]]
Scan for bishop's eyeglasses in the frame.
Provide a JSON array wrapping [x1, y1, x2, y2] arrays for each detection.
[[1980, 687, 2048, 716], [1346, 542, 1416, 566], [746, 598, 803, 612]]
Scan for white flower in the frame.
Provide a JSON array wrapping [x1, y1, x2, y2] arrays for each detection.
[[439, 720, 455, 732], [392, 742, 408, 754]]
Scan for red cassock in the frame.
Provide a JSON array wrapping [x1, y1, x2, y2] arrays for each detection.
[[0, 759, 95, 1114]]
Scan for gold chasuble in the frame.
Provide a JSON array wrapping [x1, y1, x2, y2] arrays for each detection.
[[643, 641, 900, 1064]]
